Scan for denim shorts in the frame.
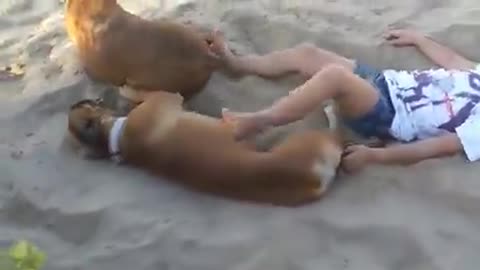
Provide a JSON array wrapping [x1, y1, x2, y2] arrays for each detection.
[[345, 63, 395, 140]]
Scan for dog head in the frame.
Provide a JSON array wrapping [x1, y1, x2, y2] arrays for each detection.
[[68, 98, 115, 159]]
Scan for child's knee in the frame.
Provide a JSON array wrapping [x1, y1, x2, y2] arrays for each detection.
[[318, 64, 350, 82]]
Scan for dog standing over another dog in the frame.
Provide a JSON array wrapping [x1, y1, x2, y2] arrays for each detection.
[[64, 0, 346, 205], [67, 92, 343, 206], [65, 0, 223, 105]]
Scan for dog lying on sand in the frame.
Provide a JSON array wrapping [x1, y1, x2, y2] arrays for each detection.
[[67, 92, 343, 206], [65, 0, 223, 106]]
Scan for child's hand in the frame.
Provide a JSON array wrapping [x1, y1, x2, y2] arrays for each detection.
[[341, 144, 378, 173], [383, 29, 423, 47]]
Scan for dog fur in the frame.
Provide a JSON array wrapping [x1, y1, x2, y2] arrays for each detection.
[[65, 0, 222, 104], [68, 92, 343, 206], [67, 93, 344, 207]]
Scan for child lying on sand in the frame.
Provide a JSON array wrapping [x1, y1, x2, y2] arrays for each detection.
[[210, 28, 480, 173]]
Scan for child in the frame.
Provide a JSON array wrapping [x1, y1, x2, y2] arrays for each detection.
[[210, 29, 480, 173]]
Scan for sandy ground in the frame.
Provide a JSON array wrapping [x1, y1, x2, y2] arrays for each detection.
[[2, 0, 480, 269]]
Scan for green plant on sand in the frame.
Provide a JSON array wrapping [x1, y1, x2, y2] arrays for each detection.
[[0, 240, 46, 270]]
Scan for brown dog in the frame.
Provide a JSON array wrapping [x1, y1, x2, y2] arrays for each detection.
[[67, 93, 343, 206], [65, 0, 222, 104]]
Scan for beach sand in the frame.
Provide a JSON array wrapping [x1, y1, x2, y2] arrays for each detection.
[[1, 0, 480, 269]]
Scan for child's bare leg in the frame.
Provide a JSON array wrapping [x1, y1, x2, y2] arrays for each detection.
[[210, 31, 354, 78], [222, 65, 380, 140]]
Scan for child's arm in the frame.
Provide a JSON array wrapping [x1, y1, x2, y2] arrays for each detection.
[[342, 133, 463, 173], [371, 133, 462, 165], [385, 29, 476, 70], [415, 35, 476, 70]]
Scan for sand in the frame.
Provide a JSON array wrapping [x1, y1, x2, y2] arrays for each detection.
[[1, 0, 480, 269]]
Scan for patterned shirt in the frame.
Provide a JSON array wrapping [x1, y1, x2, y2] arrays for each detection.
[[383, 64, 480, 161]]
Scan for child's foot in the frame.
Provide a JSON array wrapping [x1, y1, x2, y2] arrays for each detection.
[[222, 108, 271, 140], [209, 29, 243, 73]]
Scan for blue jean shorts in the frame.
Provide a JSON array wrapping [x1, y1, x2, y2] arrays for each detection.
[[345, 63, 395, 140]]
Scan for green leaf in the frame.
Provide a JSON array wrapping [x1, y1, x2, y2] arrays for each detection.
[[7, 240, 46, 270]]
